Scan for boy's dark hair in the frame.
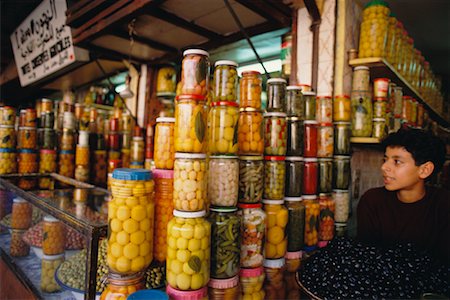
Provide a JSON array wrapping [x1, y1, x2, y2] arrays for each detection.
[[382, 128, 446, 176]]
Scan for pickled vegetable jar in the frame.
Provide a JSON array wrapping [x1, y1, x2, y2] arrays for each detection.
[[240, 71, 262, 109], [302, 158, 318, 195], [0, 125, 15, 148], [166, 285, 207, 300], [285, 197, 305, 252], [208, 156, 238, 207], [316, 95, 332, 123], [208, 102, 239, 154], [145, 123, 154, 160], [75, 165, 90, 182], [174, 95, 207, 153], [333, 189, 350, 223], [38, 128, 56, 150], [100, 272, 145, 300], [39, 150, 56, 187], [10, 229, 29, 257], [285, 157, 303, 197], [359, 1, 389, 58], [174, 153, 207, 212], [208, 276, 239, 300], [317, 123, 334, 158], [372, 118, 387, 139], [266, 78, 286, 112], [333, 95, 351, 122], [303, 195, 319, 248], [264, 258, 286, 300], [286, 86, 303, 118], [60, 129, 75, 151], [373, 97, 387, 118], [121, 148, 130, 168], [393, 86, 403, 117], [238, 155, 264, 204], [131, 137, 145, 164], [209, 207, 240, 279], [108, 168, 155, 274], [401, 96, 412, 122], [41, 254, 64, 293], [264, 156, 285, 200], [0, 106, 15, 125], [238, 203, 265, 268], [318, 158, 333, 194], [58, 150, 75, 178], [351, 66, 370, 91], [93, 150, 107, 186], [240, 266, 265, 300], [286, 117, 303, 156], [156, 65, 177, 94], [75, 145, 89, 166], [303, 120, 318, 157], [17, 127, 37, 149], [334, 122, 351, 155], [303, 91, 316, 120], [333, 156, 351, 190], [18, 149, 38, 173], [410, 98, 418, 125], [11, 197, 32, 229], [43, 215, 66, 255], [0, 148, 16, 174], [373, 78, 390, 98], [264, 112, 287, 156], [351, 91, 373, 137], [180, 49, 210, 97], [318, 194, 335, 242], [263, 200, 288, 259], [238, 108, 264, 155], [153, 117, 175, 169], [213, 60, 238, 102], [166, 210, 211, 291]]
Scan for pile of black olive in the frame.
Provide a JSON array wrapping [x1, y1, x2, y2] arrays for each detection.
[[299, 237, 450, 299]]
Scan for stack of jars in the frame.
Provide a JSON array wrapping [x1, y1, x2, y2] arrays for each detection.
[[38, 99, 57, 189], [92, 130, 108, 187], [0, 106, 17, 175], [10, 197, 32, 257], [167, 48, 211, 299], [121, 112, 134, 168], [372, 78, 391, 139], [18, 108, 38, 190], [58, 108, 76, 181]]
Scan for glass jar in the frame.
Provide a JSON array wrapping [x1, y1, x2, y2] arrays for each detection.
[[153, 169, 174, 262], [180, 49, 210, 97], [401, 96, 412, 122], [285, 197, 305, 253], [318, 158, 333, 194], [60, 129, 75, 151], [316, 96, 332, 123], [0, 125, 15, 148], [333, 95, 351, 122], [43, 215, 66, 255], [238, 203, 265, 268], [11, 197, 32, 229], [174, 153, 207, 212], [393, 87, 403, 117], [208, 156, 239, 207], [303, 195, 319, 248], [17, 127, 37, 149], [303, 158, 318, 195], [159, 98, 175, 118], [75, 145, 89, 166], [38, 128, 56, 150], [240, 71, 262, 109], [286, 117, 303, 157], [359, 2, 389, 58], [238, 156, 264, 204], [303, 120, 318, 157], [208, 102, 239, 155], [0, 148, 16, 174], [351, 91, 373, 137], [208, 276, 239, 300], [238, 108, 264, 155], [0, 106, 15, 125], [23, 108, 37, 127], [264, 112, 287, 156], [100, 272, 145, 300], [213, 60, 238, 102], [174, 95, 207, 153], [18, 149, 38, 173], [373, 98, 387, 118], [317, 123, 333, 158], [385, 16, 397, 63], [333, 189, 350, 224], [75, 165, 90, 182], [10, 229, 30, 257], [285, 157, 303, 197], [121, 148, 130, 168], [63, 111, 76, 130], [264, 156, 285, 200], [263, 200, 288, 259], [93, 150, 107, 186], [166, 210, 211, 291], [284, 258, 301, 297], [264, 258, 286, 300], [303, 92, 316, 120], [131, 137, 145, 164], [333, 156, 351, 190], [334, 122, 351, 155], [209, 207, 240, 279], [266, 78, 286, 112], [410, 99, 418, 125], [240, 267, 265, 300], [372, 118, 387, 139], [286, 86, 303, 118], [156, 65, 177, 94], [417, 103, 424, 128], [351, 66, 370, 91], [108, 169, 155, 274], [58, 150, 75, 178], [318, 194, 335, 242], [166, 286, 208, 300], [41, 254, 64, 293], [373, 78, 390, 98]]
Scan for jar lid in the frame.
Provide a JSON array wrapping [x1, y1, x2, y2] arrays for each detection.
[[209, 155, 238, 159], [302, 195, 317, 200], [0, 125, 14, 129], [132, 136, 144, 140], [318, 158, 333, 162], [166, 285, 207, 300], [183, 48, 209, 57], [130, 162, 145, 167], [319, 193, 332, 199], [242, 70, 261, 76], [354, 66, 369, 71], [373, 97, 388, 101], [211, 101, 239, 107], [152, 169, 174, 179], [285, 156, 303, 162], [301, 91, 316, 96], [393, 86, 403, 90], [298, 84, 311, 87], [13, 197, 27, 203], [333, 189, 349, 193], [263, 112, 287, 118], [156, 117, 175, 123], [44, 215, 59, 222], [239, 107, 260, 112], [334, 95, 350, 99], [173, 209, 206, 218], [214, 60, 238, 67], [208, 276, 239, 289], [304, 245, 317, 252], [264, 258, 285, 268], [18, 126, 36, 130], [287, 116, 300, 121], [333, 155, 350, 160], [373, 118, 386, 122], [374, 78, 390, 82], [59, 150, 75, 155], [319, 122, 333, 127], [262, 199, 284, 205], [316, 95, 332, 99], [0, 148, 15, 153], [264, 156, 285, 161], [79, 130, 89, 136], [286, 85, 301, 90], [303, 157, 318, 162], [284, 196, 303, 202], [76, 144, 89, 149], [238, 203, 262, 209], [210, 206, 238, 213], [267, 78, 287, 84], [239, 155, 263, 161], [175, 153, 207, 159], [176, 94, 206, 102], [303, 120, 318, 125], [334, 121, 351, 125], [335, 222, 348, 227], [285, 251, 302, 259], [128, 290, 168, 300], [112, 168, 152, 180], [240, 266, 264, 277], [318, 241, 329, 248], [42, 253, 65, 261], [18, 149, 37, 154]]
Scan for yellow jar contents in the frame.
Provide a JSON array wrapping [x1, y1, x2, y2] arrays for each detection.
[[43, 215, 66, 255], [238, 109, 264, 155], [0, 126, 16, 148], [41, 254, 64, 293], [58, 151, 75, 178], [208, 103, 239, 155], [213, 60, 238, 102], [11, 198, 32, 229], [240, 267, 265, 300], [156, 65, 177, 94], [18, 150, 38, 174], [100, 272, 145, 300], [358, 1, 390, 58], [17, 127, 37, 149], [179, 49, 210, 97], [75, 145, 90, 166], [208, 276, 240, 300], [154, 117, 175, 169], [333, 95, 351, 122], [304, 196, 320, 247], [131, 137, 145, 163], [263, 200, 288, 259], [0, 149, 16, 174]]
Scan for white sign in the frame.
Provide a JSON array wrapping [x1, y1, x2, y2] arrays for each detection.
[[10, 0, 76, 87]]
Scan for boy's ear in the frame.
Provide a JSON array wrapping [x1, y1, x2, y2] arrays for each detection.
[[419, 161, 434, 179]]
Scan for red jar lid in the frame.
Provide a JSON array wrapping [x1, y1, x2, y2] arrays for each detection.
[[374, 78, 390, 82], [240, 266, 264, 277], [373, 97, 388, 101], [152, 168, 174, 179], [176, 94, 206, 102], [264, 156, 285, 161], [402, 96, 412, 99], [40, 149, 56, 155], [319, 122, 333, 127], [334, 95, 350, 99], [166, 285, 207, 300], [208, 276, 239, 289], [316, 95, 332, 99], [238, 203, 262, 209], [285, 251, 302, 259], [211, 101, 239, 107]]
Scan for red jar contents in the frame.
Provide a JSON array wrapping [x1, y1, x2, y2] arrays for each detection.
[[303, 120, 318, 157], [302, 158, 318, 195], [109, 132, 120, 150]]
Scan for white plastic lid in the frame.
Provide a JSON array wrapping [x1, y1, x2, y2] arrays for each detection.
[[175, 153, 207, 159], [318, 158, 333, 162], [303, 157, 318, 162], [264, 112, 287, 118], [303, 120, 319, 125], [19, 126, 37, 130], [267, 78, 287, 84], [43, 253, 65, 260], [173, 210, 206, 218], [0, 125, 14, 129], [285, 156, 303, 162], [79, 130, 89, 136], [44, 215, 59, 222], [209, 206, 238, 213], [183, 49, 209, 57], [209, 155, 238, 159], [333, 189, 349, 193], [264, 258, 285, 268], [333, 155, 350, 160], [373, 118, 386, 122], [262, 199, 284, 205], [132, 136, 144, 140], [284, 196, 303, 202], [286, 85, 302, 90], [156, 117, 175, 123], [334, 121, 351, 125], [302, 195, 317, 200], [13, 197, 27, 203], [214, 60, 238, 67], [301, 91, 316, 96], [354, 66, 369, 71]]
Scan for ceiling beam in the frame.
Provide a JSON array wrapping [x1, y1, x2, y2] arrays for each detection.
[[66, 0, 110, 28], [235, 0, 291, 26], [88, 45, 147, 65], [111, 28, 179, 54]]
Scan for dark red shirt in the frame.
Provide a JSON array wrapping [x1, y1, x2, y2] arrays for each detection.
[[357, 186, 450, 265]]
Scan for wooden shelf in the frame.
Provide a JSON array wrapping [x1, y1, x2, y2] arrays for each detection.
[[349, 57, 449, 129], [90, 103, 114, 111], [350, 137, 381, 144]]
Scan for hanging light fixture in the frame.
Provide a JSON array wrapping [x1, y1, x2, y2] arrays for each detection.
[[119, 74, 134, 99]]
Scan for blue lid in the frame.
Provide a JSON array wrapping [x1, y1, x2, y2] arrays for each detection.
[[18, 149, 37, 154], [112, 168, 152, 180], [127, 290, 168, 300], [59, 150, 75, 155], [0, 148, 15, 153], [304, 245, 317, 252], [130, 161, 144, 166]]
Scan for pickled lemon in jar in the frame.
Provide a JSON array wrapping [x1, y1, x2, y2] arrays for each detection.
[[358, 1, 390, 58], [154, 117, 175, 169], [263, 200, 288, 259], [208, 102, 239, 155]]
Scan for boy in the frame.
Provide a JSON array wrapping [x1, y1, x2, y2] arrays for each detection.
[[357, 128, 449, 265]]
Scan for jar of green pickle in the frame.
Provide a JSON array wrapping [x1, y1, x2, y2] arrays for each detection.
[[284, 197, 305, 252], [333, 122, 351, 155], [213, 60, 238, 102], [302, 91, 316, 120], [333, 156, 351, 190], [351, 91, 372, 137], [263, 156, 285, 200], [318, 158, 333, 194], [238, 155, 264, 204], [286, 85, 304, 118]]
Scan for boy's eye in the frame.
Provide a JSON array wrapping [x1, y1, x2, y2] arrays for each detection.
[[394, 160, 402, 165]]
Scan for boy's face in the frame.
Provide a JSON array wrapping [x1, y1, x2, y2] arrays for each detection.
[[381, 146, 423, 191]]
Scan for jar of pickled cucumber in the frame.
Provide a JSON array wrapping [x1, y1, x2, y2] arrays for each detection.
[[75, 145, 89, 166], [240, 71, 262, 109], [303, 120, 318, 157], [316, 96, 332, 123], [208, 276, 239, 300], [263, 200, 288, 259], [284, 197, 305, 252], [303, 158, 318, 195], [208, 206, 240, 279], [238, 203, 265, 268], [333, 189, 350, 224], [318, 158, 333, 194], [10, 229, 29, 257], [41, 254, 64, 293], [17, 127, 37, 149], [166, 285, 208, 300], [100, 272, 145, 300], [213, 60, 238, 102], [333, 95, 351, 122], [238, 155, 264, 204], [238, 108, 264, 155], [333, 156, 351, 190], [359, 1, 390, 58], [0, 148, 16, 174], [43, 215, 66, 255], [303, 195, 319, 249], [156, 65, 177, 94], [166, 210, 211, 291], [286, 117, 303, 156], [286, 86, 304, 118], [302, 92, 316, 120], [11, 197, 32, 229], [0, 125, 15, 148], [264, 258, 286, 300], [352, 66, 370, 91], [264, 156, 285, 200], [18, 149, 38, 174], [0, 106, 15, 125], [351, 91, 373, 137], [208, 156, 239, 207], [174, 95, 207, 153], [240, 266, 265, 300], [318, 194, 335, 243], [264, 112, 287, 156], [154, 117, 175, 169], [58, 150, 75, 178], [107, 168, 155, 274], [75, 165, 90, 182], [174, 153, 207, 212], [180, 49, 210, 97], [208, 102, 239, 154], [334, 122, 351, 155], [317, 123, 333, 158], [285, 157, 303, 197], [266, 78, 287, 112], [385, 15, 398, 63]]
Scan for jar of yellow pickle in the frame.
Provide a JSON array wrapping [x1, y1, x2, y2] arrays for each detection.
[[42, 215, 66, 255], [10, 229, 30, 257], [11, 197, 32, 229], [333, 95, 351, 122], [75, 145, 89, 166], [208, 102, 239, 154], [208, 276, 240, 300], [213, 60, 238, 102], [131, 136, 145, 164], [75, 165, 90, 182], [60, 129, 75, 151], [359, 1, 390, 58], [41, 254, 64, 293], [264, 258, 286, 300], [100, 272, 145, 300], [17, 127, 37, 149], [156, 65, 177, 94], [240, 267, 265, 300], [240, 71, 262, 109], [0, 106, 16, 125], [58, 150, 75, 178], [0, 125, 15, 148], [238, 108, 264, 155], [0, 148, 16, 174], [263, 200, 288, 259], [385, 14, 398, 64], [303, 195, 320, 250], [18, 149, 38, 174], [180, 49, 210, 97], [154, 117, 175, 169]]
